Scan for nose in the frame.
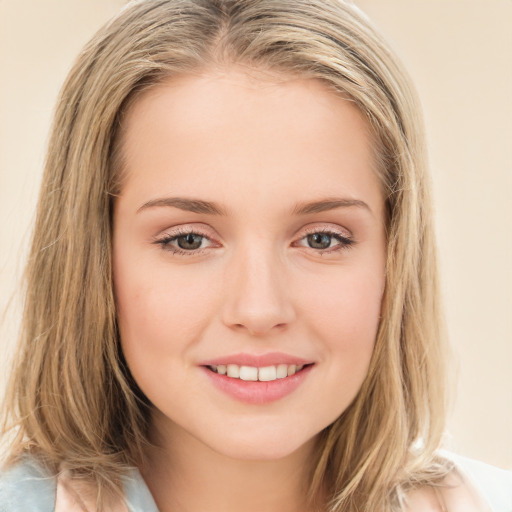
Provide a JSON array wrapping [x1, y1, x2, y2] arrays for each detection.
[[221, 244, 296, 336]]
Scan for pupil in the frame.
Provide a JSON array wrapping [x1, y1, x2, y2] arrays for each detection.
[[308, 233, 331, 249], [178, 234, 202, 250]]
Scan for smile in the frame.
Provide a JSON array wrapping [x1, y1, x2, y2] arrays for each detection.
[[207, 364, 306, 382], [202, 360, 314, 404]]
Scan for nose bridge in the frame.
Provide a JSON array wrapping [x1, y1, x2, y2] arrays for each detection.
[[222, 240, 295, 335]]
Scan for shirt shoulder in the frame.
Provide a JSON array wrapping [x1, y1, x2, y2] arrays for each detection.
[[0, 457, 56, 512], [122, 468, 160, 512], [0, 457, 159, 512], [443, 451, 512, 512]]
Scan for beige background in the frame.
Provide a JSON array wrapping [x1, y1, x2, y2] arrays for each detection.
[[1, 1, 511, 469]]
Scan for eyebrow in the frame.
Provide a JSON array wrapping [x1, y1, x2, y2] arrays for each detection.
[[291, 198, 372, 216], [137, 197, 227, 215], [137, 196, 371, 216]]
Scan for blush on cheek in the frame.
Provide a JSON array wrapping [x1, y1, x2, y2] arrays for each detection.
[[315, 278, 382, 329]]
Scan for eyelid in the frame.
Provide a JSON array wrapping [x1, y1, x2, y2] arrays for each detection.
[[153, 222, 217, 240], [152, 224, 220, 255], [292, 223, 355, 253], [298, 223, 352, 239]]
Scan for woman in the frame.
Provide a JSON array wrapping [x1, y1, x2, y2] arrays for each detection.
[[1, 1, 511, 511]]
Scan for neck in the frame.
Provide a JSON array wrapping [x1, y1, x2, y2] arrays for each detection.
[[141, 414, 321, 512]]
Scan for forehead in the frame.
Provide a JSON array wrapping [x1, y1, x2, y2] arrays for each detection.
[[117, 66, 383, 217]]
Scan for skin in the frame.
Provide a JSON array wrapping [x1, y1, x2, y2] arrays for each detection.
[[112, 66, 387, 512]]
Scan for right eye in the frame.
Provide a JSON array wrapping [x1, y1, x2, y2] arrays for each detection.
[[154, 229, 216, 255], [173, 233, 205, 250]]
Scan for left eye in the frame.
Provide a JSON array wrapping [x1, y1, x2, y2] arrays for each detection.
[[174, 233, 205, 250], [306, 233, 335, 249], [296, 231, 352, 251]]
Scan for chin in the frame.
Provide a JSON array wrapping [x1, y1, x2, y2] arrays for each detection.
[[218, 442, 302, 461], [198, 424, 320, 462]]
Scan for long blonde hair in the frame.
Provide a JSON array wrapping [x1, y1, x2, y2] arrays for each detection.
[[2, 1, 450, 510]]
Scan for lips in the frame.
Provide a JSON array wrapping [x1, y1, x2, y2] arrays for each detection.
[[200, 352, 314, 404]]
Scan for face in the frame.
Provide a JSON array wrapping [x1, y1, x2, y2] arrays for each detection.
[[113, 67, 386, 461]]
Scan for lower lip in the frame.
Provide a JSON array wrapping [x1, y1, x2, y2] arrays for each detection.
[[201, 365, 313, 404]]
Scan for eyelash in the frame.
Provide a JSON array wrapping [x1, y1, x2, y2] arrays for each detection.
[[153, 227, 214, 256], [153, 227, 354, 256], [297, 227, 354, 254]]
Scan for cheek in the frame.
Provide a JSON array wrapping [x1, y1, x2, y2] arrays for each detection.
[[304, 267, 384, 339], [299, 265, 384, 393], [113, 270, 212, 404], [278, 265, 384, 431], [113, 255, 223, 362]]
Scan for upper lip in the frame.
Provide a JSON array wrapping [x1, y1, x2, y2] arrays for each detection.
[[199, 352, 313, 367]]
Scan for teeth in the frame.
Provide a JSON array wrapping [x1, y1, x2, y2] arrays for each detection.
[[276, 364, 288, 379], [227, 364, 240, 378], [209, 363, 307, 382], [239, 366, 258, 381], [258, 366, 277, 382]]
